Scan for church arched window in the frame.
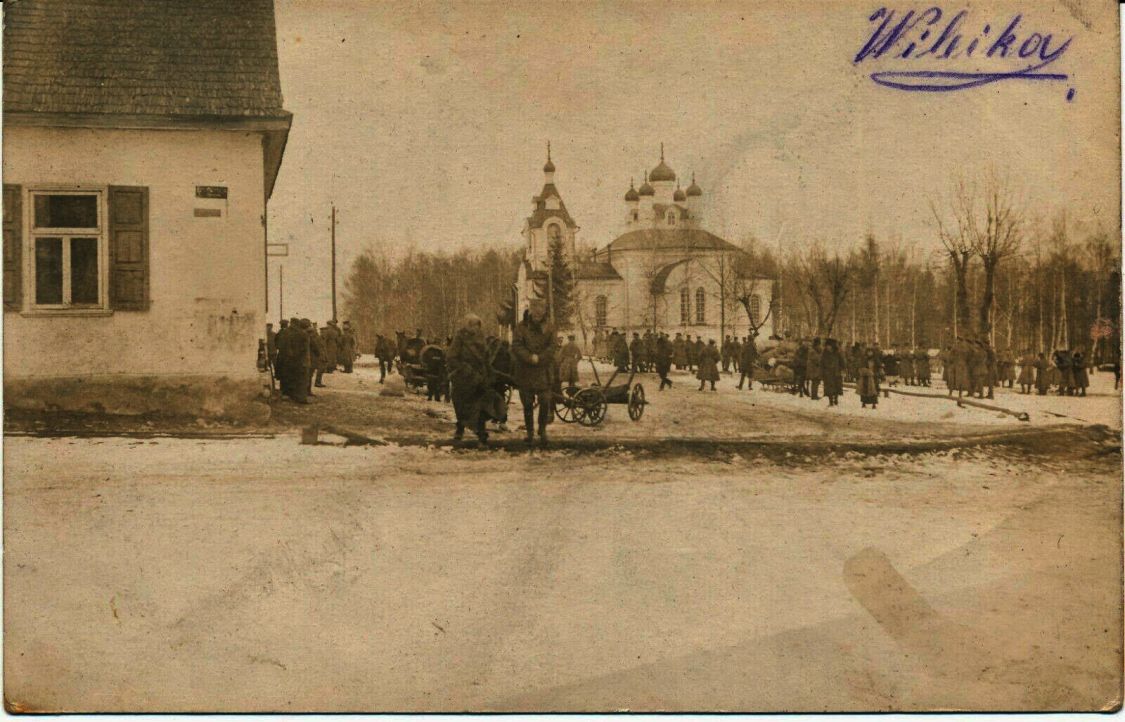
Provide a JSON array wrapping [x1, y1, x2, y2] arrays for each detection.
[[595, 295, 608, 328], [695, 287, 705, 324], [667, 211, 676, 226], [750, 294, 762, 324], [680, 288, 691, 325], [547, 223, 562, 247]]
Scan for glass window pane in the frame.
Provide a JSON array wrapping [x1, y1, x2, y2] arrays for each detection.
[[34, 194, 98, 229], [70, 237, 99, 305], [35, 237, 63, 305]]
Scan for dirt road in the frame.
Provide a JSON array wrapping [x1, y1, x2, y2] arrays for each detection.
[[4, 430, 1121, 712]]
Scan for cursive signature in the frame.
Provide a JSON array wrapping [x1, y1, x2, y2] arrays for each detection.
[[854, 7, 1074, 98]]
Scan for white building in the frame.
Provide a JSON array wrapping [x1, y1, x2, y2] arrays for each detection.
[[3, 0, 291, 420], [516, 147, 774, 346]]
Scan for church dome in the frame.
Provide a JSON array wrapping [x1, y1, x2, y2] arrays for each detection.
[[673, 185, 686, 202], [649, 160, 676, 183], [543, 158, 556, 173], [624, 180, 639, 202], [686, 173, 702, 197], [638, 180, 655, 196]]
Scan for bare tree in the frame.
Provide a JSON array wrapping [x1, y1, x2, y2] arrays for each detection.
[[969, 169, 1023, 339], [793, 243, 852, 337], [930, 177, 975, 339]]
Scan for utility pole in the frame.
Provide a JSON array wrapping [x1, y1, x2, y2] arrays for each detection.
[[279, 265, 284, 321], [330, 204, 338, 321]]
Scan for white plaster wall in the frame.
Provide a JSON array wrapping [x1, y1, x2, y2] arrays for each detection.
[[4, 126, 267, 379]]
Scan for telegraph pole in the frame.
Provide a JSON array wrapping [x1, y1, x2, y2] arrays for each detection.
[[278, 265, 284, 321], [330, 203, 338, 321]]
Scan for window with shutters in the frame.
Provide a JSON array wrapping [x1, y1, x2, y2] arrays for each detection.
[[29, 191, 105, 309], [695, 287, 706, 324]]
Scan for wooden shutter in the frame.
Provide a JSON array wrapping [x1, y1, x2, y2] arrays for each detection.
[[3, 185, 22, 311], [108, 186, 149, 311]]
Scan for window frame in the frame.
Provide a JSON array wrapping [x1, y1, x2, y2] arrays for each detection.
[[25, 187, 110, 314], [595, 294, 608, 328], [680, 287, 691, 325], [694, 287, 706, 324]]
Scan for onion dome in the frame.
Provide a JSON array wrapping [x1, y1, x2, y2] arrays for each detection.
[[638, 179, 655, 196], [673, 184, 686, 202], [648, 142, 676, 182], [686, 172, 702, 197], [543, 141, 555, 173], [624, 179, 639, 202]]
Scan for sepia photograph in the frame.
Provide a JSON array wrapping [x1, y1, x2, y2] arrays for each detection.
[[2, 0, 1122, 713]]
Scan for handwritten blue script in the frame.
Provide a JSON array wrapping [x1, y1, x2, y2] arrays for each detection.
[[854, 7, 1074, 96]]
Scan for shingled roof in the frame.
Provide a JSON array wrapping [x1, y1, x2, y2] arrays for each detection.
[[4, 0, 287, 118]]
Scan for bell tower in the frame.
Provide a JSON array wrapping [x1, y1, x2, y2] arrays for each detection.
[[522, 142, 579, 269]]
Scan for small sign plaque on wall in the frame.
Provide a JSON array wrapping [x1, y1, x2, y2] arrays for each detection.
[[195, 185, 228, 199]]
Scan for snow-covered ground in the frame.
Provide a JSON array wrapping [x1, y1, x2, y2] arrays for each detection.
[[4, 427, 1121, 711]]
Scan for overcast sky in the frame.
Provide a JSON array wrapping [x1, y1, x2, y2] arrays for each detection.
[[267, 0, 1119, 321]]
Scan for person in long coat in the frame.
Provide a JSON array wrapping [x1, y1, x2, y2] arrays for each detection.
[[696, 338, 721, 390], [1034, 352, 1051, 395], [321, 320, 340, 373], [558, 334, 582, 387], [915, 348, 931, 387], [511, 299, 557, 444], [820, 338, 845, 406], [612, 332, 630, 372], [1016, 350, 1036, 394], [730, 337, 742, 373], [446, 314, 493, 444], [806, 338, 823, 400], [900, 349, 915, 386], [275, 317, 310, 403], [1054, 349, 1075, 395], [672, 333, 687, 369], [1072, 351, 1090, 396], [307, 320, 326, 393], [340, 321, 358, 373], [629, 333, 643, 373], [737, 333, 759, 391], [655, 333, 674, 390], [857, 348, 880, 408]]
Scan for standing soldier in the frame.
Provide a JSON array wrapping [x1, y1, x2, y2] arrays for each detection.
[[806, 338, 823, 400], [793, 339, 809, 397], [511, 298, 556, 445], [693, 336, 705, 374], [340, 321, 357, 373], [612, 331, 630, 372], [629, 333, 643, 373], [737, 332, 759, 391], [857, 348, 881, 409], [307, 320, 326, 393], [643, 331, 656, 373], [730, 336, 743, 374], [721, 335, 733, 373], [821, 338, 845, 406], [673, 332, 687, 370], [322, 320, 340, 373], [374, 333, 393, 383], [915, 347, 931, 387], [559, 334, 582, 387], [446, 313, 492, 444], [1017, 349, 1036, 394], [900, 347, 915, 386], [1034, 352, 1050, 395], [1072, 350, 1089, 397], [697, 338, 721, 391], [278, 317, 311, 404], [654, 332, 673, 390], [273, 319, 290, 383]]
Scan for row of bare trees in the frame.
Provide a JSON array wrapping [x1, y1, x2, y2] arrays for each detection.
[[751, 171, 1119, 360], [341, 247, 520, 352]]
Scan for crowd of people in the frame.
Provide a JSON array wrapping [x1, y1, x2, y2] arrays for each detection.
[[263, 310, 1114, 443], [265, 318, 358, 404]]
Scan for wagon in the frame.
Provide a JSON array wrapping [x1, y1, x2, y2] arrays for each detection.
[[554, 362, 646, 426], [399, 339, 444, 392]]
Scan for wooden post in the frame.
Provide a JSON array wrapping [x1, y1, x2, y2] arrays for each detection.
[[330, 204, 338, 321]]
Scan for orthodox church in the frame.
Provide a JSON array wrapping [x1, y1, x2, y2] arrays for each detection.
[[515, 146, 774, 345]]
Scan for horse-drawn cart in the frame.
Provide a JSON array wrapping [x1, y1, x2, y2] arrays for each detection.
[[397, 337, 445, 393]]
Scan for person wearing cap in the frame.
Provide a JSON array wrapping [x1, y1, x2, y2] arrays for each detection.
[[559, 334, 582, 387], [696, 338, 720, 391], [446, 313, 492, 444], [511, 298, 556, 445], [275, 317, 310, 403]]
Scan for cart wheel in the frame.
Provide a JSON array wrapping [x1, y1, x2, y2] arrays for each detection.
[[628, 383, 646, 421], [575, 387, 607, 426], [555, 385, 584, 423]]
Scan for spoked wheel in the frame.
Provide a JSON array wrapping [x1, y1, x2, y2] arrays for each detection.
[[576, 387, 607, 426], [555, 385, 584, 423], [627, 383, 646, 421]]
